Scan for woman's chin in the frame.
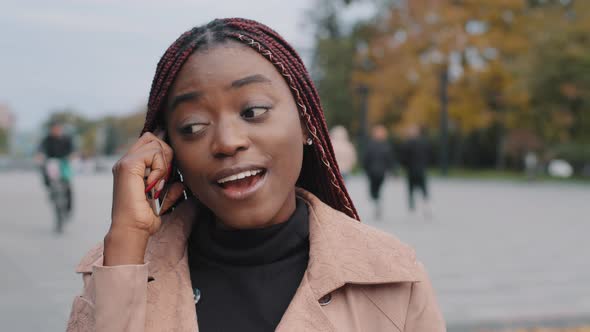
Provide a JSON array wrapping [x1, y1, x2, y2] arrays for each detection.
[[213, 211, 275, 230]]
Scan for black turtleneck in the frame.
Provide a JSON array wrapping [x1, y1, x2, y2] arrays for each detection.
[[188, 198, 310, 332]]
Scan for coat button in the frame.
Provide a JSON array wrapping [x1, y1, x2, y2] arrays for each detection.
[[318, 293, 332, 306]]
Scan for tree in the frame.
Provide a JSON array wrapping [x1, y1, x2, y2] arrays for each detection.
[[311, 0, 590, 170], [0, 128, 9, 154], [309, 0, 378, 133], [99, 110, 145, 156], [525, 0, 590, 145]]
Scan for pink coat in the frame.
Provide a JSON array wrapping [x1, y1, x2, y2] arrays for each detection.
[[67, 189, 445, 331]]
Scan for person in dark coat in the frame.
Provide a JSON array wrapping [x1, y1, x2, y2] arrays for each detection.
[[401, 125, 430, 215], [37, 121, 75, 214], [363, 125, 395, 219]]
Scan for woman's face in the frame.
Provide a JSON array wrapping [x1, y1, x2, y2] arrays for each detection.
[[165, 42, 306, 229]]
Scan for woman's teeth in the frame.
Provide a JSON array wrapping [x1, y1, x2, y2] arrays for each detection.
[[217, 169, 263, 184]]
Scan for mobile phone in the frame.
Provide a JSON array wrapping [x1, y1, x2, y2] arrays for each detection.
[[147, 162, 179, 216], [147, 130, 186, 215], [149, 185, 164, 215]]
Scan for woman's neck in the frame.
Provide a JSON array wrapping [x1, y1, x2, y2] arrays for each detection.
[[214, 189, 298, 230]]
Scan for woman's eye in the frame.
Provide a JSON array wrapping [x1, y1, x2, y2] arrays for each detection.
[[241, 107, 270, 119], [180, 123, 206, 135]]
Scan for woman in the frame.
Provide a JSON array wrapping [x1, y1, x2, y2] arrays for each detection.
[[67, 18, 445, 332], [329, 125, 357, 180]]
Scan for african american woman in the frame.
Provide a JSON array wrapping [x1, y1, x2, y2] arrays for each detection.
[[67, 18, 445, 332]]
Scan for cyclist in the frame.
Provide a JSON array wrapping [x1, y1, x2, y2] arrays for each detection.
[[37, 121, 74, 218]]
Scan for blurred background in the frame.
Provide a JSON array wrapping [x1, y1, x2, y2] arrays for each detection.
[[0, 0, 588, 331]]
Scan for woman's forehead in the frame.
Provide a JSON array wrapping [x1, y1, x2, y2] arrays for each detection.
[[172, 42, 285, 91]]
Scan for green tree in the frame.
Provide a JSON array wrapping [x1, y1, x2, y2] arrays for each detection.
[[0, 127, 9, 154], [525, 0, 590, 145], [309, 0, 377, 133]]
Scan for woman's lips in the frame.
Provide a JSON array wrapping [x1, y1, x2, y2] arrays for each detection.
[[216, 170, 267, 200]]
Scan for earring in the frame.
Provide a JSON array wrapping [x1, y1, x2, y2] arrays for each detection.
[[306, 138, 313, 146], [178, 169, 188, 200]]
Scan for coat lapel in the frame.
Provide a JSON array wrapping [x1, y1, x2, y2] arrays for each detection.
[[278, 190, 422, 331], [297, 189, 422, 301]]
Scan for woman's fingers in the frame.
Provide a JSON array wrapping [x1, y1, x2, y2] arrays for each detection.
[[123, 138, 173, 186], [154, 140, 174, 172], [144, 151, 169, 189], [158, 182, 186, 216], [129, 131, 172, 162], [129, 131, 158, 153], [107, 130, 174, 255]]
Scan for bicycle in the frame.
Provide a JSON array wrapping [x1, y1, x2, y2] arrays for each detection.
[[44, 158, 72, 233]]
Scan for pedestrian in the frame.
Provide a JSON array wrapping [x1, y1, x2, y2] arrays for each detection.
[[524, 150, 538, 180], [66, 18, 445, 332], [329, 125, 357, 180], [401, 125, 431, 217], [362, 124, 395, 219]]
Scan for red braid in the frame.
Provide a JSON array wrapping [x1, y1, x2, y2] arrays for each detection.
[[141, 18, 359, 221]]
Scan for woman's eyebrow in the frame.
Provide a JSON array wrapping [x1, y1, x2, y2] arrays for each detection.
[[168, 91, 202, 111], [230, 74, 272, 89]]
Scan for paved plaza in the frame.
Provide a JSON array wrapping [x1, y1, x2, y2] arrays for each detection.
[[0, 172, 589, 331]]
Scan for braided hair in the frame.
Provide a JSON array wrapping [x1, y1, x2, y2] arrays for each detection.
[[141, 18, 359, 221]]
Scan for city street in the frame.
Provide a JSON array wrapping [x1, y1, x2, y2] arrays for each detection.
[[1, 172, 589, 331]]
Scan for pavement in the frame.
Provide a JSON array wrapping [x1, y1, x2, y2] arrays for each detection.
[[0, 172, 589, 331]]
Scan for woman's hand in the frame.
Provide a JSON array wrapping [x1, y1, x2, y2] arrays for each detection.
[[104, 131, 185, 266]]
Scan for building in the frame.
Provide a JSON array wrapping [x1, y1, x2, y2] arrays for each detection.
[[0, 104, 16, 131]]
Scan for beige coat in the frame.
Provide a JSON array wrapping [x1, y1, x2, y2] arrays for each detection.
[[67, 189, 445, 331]]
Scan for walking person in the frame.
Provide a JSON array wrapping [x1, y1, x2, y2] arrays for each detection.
[[329, 125, 357, 180], [401, 125, 431, 218], [524, 150, 539, 181], [362, 124, 395, 220], [66, 18, 445, 332]]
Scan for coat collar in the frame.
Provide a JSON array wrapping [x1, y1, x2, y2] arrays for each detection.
[[76, 189, 422, 331], [278, 189, 422, 332], [77, 189, 421, 294], [296, 189, 421, 300]]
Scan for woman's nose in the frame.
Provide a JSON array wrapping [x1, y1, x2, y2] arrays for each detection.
[[211, 118, 250, 158]]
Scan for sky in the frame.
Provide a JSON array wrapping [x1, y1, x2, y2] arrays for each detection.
[[0, 0, 315, 130]]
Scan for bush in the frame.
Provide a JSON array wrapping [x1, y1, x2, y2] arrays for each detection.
[[549, 143, 590, 175]]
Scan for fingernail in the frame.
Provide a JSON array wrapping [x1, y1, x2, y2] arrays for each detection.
[[154, 180, 166, 199], [145, 179, 159, 194], [156, 179, 166, 192]]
